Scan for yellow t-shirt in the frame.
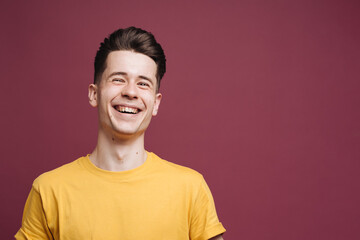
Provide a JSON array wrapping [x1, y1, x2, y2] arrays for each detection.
[[15, 152, 225, 240]]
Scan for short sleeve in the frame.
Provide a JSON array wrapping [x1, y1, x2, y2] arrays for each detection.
[[15, 185, 53, 240], [189, 176, 226, 240]]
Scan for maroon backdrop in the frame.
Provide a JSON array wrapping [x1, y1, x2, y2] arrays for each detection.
[[1, 0, 359, 239]]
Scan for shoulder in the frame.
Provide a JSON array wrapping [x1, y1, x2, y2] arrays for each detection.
[[32, 156, 86, 191], [148, 152, 205, 184]]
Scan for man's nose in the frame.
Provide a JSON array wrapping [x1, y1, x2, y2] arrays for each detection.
[[121, 82, 138, 99]]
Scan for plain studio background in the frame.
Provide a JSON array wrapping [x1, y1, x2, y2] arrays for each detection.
[[1, 0, 359, 239]]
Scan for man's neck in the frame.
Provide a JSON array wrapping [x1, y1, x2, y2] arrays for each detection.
[[89, 130, 147, 172]]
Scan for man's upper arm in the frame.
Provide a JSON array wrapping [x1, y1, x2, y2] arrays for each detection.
[[15, 185, 53, 239], [209, 234, 224, 240], [189, 175, 226, 240]]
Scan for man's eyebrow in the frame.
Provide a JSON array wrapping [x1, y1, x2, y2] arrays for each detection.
[[138, 75, 153, 82], [108, 72, 127, 78], [108, 72, 154, 83]]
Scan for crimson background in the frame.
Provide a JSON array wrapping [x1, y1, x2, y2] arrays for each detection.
[[1, 0, 359, 239]]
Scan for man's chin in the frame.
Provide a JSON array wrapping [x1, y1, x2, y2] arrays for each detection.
[[111, 128, 145, 140]]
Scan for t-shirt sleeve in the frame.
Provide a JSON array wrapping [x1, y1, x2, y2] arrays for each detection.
[[15, 185, 53, 240], [189, 176, 226, 240]]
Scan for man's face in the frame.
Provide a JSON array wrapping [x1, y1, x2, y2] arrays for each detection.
[[88, 50, 162, 138]]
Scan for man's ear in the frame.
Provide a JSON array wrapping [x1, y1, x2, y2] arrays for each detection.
[[152, 93, 162, 116], [88, 84, 98, 107]]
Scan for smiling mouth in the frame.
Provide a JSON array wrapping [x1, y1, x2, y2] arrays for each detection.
[[114, 106, 139, 114]]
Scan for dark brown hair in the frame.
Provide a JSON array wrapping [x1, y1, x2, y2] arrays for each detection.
[[94, 27, 166, 90]]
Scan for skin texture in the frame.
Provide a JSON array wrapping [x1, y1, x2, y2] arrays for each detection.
[[210, 235, 224, 240]]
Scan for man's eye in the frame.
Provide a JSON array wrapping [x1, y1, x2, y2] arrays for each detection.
[[138, 82, 149, 87], [113, 79, 125, 82]]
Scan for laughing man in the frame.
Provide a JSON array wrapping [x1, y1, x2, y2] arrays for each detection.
[[16, 27, 226, 240]]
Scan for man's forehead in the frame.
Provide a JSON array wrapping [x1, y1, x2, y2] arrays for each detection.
[[104, 50, 157, 79]]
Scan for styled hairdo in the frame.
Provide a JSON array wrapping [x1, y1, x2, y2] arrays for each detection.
[[94, 27, 166, 90]]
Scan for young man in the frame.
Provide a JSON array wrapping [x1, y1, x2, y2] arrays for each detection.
[[15, 27, 226, 240]]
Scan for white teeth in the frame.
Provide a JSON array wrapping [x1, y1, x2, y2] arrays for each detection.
[[116, 106, 138, 114]]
